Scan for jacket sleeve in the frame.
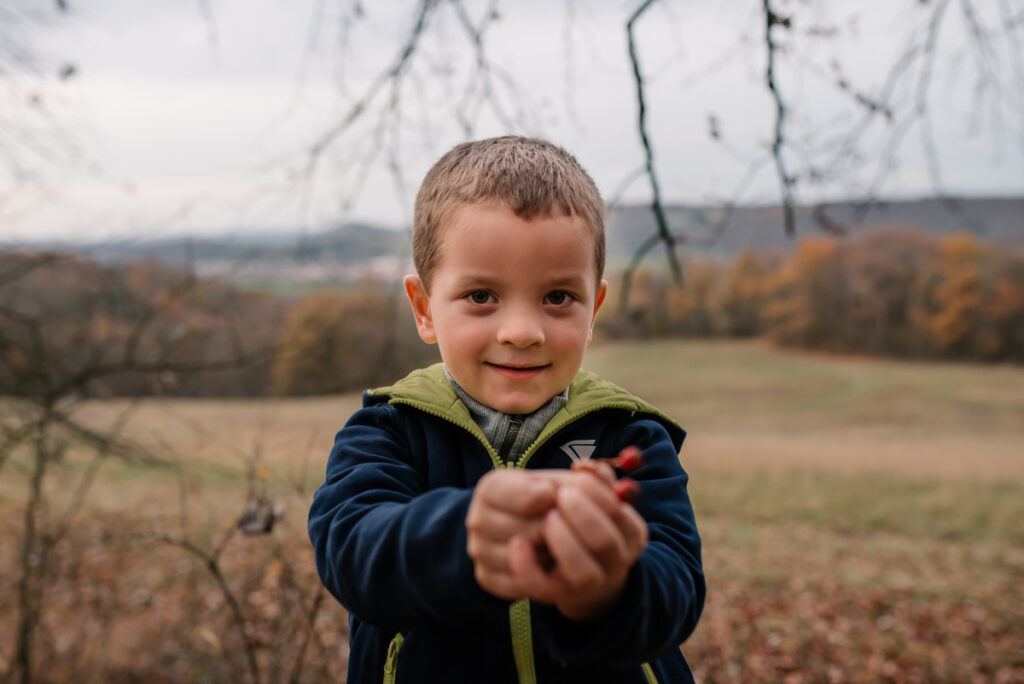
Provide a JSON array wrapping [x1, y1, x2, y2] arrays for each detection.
[[533, 417, 705, 666], [307, 402, 505, 629]]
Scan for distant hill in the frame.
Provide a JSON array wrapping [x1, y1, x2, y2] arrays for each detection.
[[7, 222, 406, 267], [5, 196, 1020, 282], [606, 196, 1023, 264]]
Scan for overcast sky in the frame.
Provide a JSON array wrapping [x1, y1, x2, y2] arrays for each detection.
[[3, 0, 1023, 242]]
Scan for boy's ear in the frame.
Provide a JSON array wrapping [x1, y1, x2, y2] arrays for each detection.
[[404, 274, 437, 344], [588, 279, 608, 342]]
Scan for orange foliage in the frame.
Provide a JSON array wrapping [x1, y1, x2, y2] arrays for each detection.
[[921, 232, 988, 351], [666, 262, 720, 336], [763, 236, 840, 346], [600, 228, 1022, 364]]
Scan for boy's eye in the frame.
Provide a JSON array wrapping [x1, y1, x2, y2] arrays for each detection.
[[466, 291, 493, 304], [545, 290, 574, 306]]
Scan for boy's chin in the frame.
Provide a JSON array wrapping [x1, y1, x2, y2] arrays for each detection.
[[471, 387, 548, 414], [490, 398, 546, 414]]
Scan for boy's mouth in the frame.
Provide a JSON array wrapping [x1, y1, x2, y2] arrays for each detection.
[[485, 362, 549, 379]]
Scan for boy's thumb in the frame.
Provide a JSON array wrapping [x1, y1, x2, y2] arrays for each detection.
[[522, 479, 557, 514]]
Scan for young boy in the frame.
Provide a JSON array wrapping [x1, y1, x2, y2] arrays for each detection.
[[308, 136, 704, 683]]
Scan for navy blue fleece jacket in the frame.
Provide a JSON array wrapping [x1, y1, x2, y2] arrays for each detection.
[[307, 364, 704, 683]]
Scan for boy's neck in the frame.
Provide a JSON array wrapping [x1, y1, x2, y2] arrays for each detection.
[[444, 367, 568, 462]]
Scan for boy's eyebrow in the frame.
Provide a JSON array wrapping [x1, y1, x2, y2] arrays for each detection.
[[450, 274, 500, 289], [450, 273, 591, 290], [544, 274, 589, 290]]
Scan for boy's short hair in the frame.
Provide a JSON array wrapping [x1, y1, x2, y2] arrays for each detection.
[[413, 136, 606, 289]]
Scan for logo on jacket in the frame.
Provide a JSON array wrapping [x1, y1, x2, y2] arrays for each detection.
[[559, 439, 596, 463]]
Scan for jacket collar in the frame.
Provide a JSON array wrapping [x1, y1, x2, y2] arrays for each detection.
[[367, 363, 683, 468]]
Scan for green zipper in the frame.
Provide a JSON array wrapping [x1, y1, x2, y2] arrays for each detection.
[[382, 632, 405, 684], [641, 661, 659, 684], [388, 397, 538, 684], [509, 599, 537, 684]]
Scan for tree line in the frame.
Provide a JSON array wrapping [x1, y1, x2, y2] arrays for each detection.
[[2, 228, 1021, 403], [607, 229, 1024, 363]]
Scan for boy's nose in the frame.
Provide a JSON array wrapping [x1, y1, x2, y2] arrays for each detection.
[[496, 306, 545, 348]]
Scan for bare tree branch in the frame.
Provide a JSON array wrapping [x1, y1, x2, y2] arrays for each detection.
[[762, 0, 796, 237], [451, 0, 520, 134], [304, 0, 438, 179], [154, 533, 261, 684], [626, 0, 683, 283]]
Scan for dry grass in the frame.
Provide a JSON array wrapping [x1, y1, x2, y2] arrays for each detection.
[[586, 339, 1024, 482], [3, 339, 1022, 682]]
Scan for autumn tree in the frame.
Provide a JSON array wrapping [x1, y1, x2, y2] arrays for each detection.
[[271, 290, 436, 396], [763, 237, 843, 348], [838, 230, 939, 356], [980, 249, 1024, 360], [714, 250, 777, 337], [0, 252, 288, 682], [665, 261, 722, 337], [912, 232, 988, 356]]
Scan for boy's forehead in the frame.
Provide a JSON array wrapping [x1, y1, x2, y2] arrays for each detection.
[[440, 201, 596, 244], [432, 203, 601, 283]]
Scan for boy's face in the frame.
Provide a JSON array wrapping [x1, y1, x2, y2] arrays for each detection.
[[405, 202, 607, 414]]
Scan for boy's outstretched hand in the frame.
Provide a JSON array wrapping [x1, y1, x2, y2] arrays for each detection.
[[508, 466, 648, 621], [467, 463, 648, 621], [466, 470, 558, 601]]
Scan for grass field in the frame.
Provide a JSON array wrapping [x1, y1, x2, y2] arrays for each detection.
[[2, 339, 1022, 681]]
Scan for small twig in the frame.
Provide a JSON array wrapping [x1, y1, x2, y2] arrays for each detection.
[[155, 533, 261, 684], [619, 232, 668, 316], [763, 0, 796, 237], [304, 0, 438, 179], [287, 592, 326, 684], [627, 0, 683, 283]]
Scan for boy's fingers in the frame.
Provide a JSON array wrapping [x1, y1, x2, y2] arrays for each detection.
[[612, 503, 649, 558], [555, 485, 630, 566], [507, 535, 566, 604], [542, 509, 605, 591], [476, 470, 557, 515], [558, 470, 621, 516], [552, 472, 648, 562], [467, 534, 511, 570], [535, 464, 616, 490], [466, 506, 545, 543], [568, 460, 618, 487]]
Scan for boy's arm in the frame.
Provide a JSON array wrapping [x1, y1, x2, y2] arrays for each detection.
[[531, 417, 705, 666], [307, 403, 508, 629]]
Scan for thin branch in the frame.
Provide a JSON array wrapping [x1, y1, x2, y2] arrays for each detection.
[[627, 0, 683, 283], [918, 3, 958, 211], [51, 399, 140, 545], [304, 0, 437, 179], [451, 0, 518, 133], [762, 0, 796, 237], [606, 165, 647, 211], [47, 409, 163, 465], [287, 591, 326, 684], [0, 410, 38, 473], [618, 232, 664, 317], [842, 0, 953, 224], [155, 533, 261, 684]]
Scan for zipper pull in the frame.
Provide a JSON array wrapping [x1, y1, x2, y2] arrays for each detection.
[[384, 634, 403, 674], [497, 415, 525, 466]]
